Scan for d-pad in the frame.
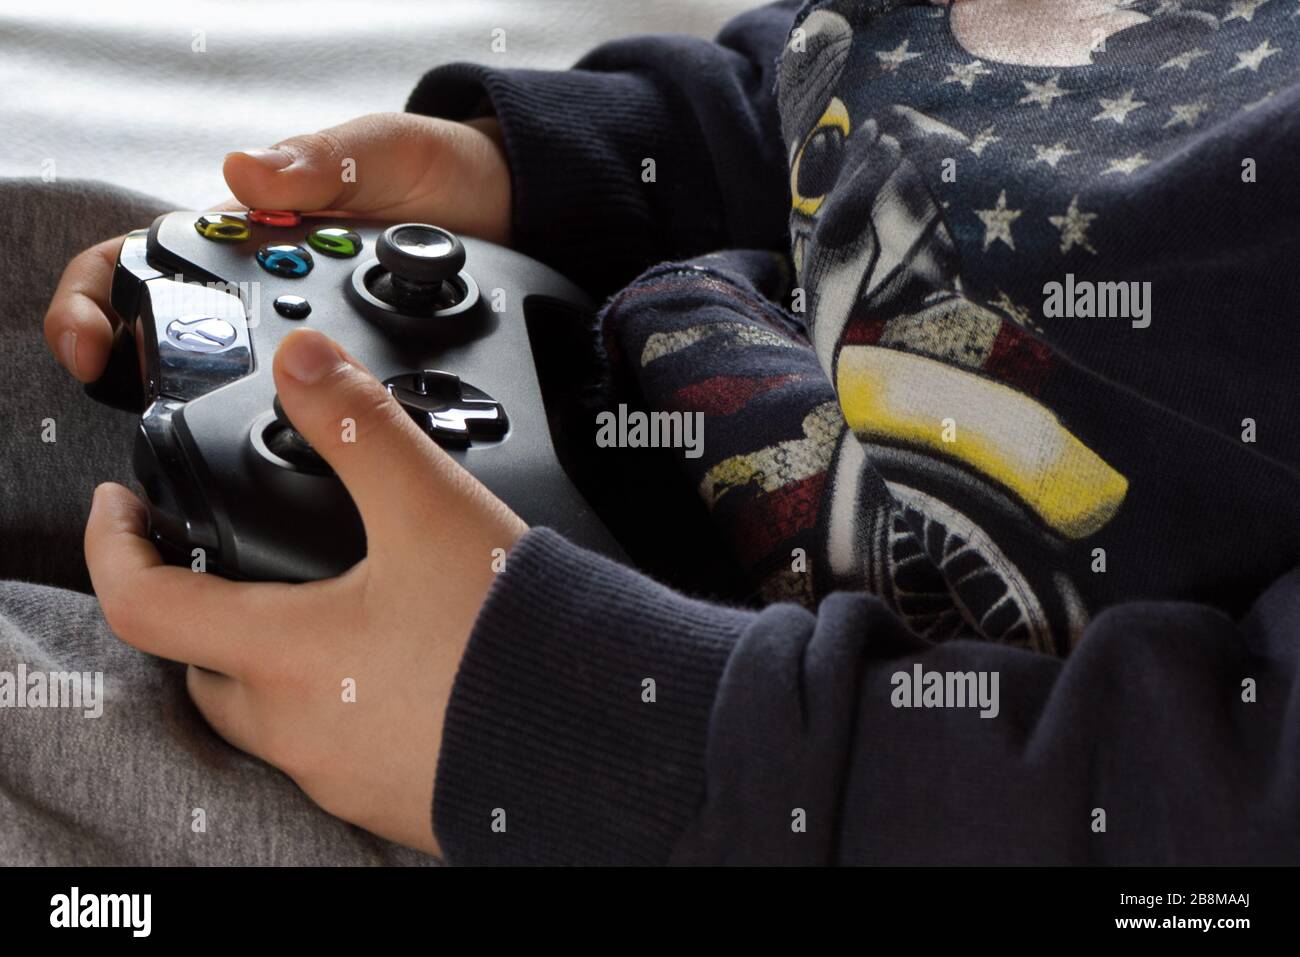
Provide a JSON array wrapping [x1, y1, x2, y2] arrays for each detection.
[[383, 371, 508, 448]]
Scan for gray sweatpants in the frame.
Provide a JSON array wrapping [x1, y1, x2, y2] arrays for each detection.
[[0, 178, 435, 865]]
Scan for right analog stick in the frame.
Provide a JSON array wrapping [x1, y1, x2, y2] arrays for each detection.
[[369, 224, 469, 314], [376, 224, 466, 285]]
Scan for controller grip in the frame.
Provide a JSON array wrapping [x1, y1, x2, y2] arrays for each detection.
[[84, 322, 145, 414], [85, 230, 152, 414]]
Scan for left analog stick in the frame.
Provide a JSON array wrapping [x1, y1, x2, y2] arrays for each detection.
[[263, 395, 331, 473]]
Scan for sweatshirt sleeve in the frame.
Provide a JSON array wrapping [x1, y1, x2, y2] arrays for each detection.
[[405, 1, 802, 297], [434, 529, 1300, 865]]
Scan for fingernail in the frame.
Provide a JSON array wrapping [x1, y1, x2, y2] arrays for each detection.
[[280, 332, 344, 384], [59, 330, 78, 376], [234, 148, 293, 171]]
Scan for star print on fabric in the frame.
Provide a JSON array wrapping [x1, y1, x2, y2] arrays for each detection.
[[1019, 73, 1068, 110], [976, 191, 1022, 251], [1224, 0, 1271, 23], [1231, 39, 1282, 72], [1092, 89, 1146, 124], [990, 290, 1040, 331], [1164, 100, 1212, 128], [942, 60, 993, 92], [1032, 141, 1079, 169], [1049, 196, 1098, 255], [1243, 91, 1276, 111], [1164, 98, 1211, 128], [876, 39, 922, 73], [1103, 152, 1151, 175], [968, 125, 1001, 156], [1159, 47, 1209, 70]]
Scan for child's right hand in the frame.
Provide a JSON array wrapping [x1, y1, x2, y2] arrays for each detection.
[[44, 111, 512, 383]]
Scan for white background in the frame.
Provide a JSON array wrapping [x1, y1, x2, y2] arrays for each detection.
[[0, 0, 756, 206]]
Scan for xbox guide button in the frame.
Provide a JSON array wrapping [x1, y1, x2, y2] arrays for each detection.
[[165, 316, 239, 353]]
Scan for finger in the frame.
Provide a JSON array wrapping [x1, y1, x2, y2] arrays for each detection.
[[221, 112, 510, 240], [84, 483, 334, 676], [43, 236, 125, 382], [207, 196, 353, 219], [270, 329, 524, 550]]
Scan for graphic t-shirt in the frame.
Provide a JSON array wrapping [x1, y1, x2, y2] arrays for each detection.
[[599, 0, 1300, 654], [411, 0, 1300, 865]]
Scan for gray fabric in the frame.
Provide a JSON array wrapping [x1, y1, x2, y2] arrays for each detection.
[[0, 179, 436, 865], [0, 178, 160, 593]]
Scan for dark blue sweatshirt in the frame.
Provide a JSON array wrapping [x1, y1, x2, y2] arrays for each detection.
[[408, 0, 1300, 864]]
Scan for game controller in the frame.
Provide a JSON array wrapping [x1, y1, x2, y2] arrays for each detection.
[[87, 209, 621, 581]]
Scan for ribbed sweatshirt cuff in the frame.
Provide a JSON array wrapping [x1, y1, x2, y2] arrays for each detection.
[[432, 527, 753, 865], [406, 61, 728, 297]]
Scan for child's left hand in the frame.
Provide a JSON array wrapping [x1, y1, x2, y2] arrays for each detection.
[[84, 328, 527, 856]]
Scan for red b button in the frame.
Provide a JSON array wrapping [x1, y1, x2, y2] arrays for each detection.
[[249, 209, 301, 227]]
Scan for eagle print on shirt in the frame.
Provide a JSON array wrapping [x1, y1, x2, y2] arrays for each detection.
[[603, 0, 1300, 657], [778, 4, 1149, 651], [759, 0, 1300, 652]]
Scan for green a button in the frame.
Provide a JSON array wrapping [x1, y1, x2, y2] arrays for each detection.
[[306, 227, 363, 258]]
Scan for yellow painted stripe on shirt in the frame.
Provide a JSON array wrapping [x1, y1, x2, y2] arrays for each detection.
[[835, 345, 1128, 539]]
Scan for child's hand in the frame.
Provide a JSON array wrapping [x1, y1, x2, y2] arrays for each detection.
[[221, 112, 511, 242], [45, 112, 511, 384], [84, 329, 528, 856]]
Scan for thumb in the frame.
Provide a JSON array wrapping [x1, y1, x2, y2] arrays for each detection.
[[222, 112, 511, 242], [271, 329, 521, 550]]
